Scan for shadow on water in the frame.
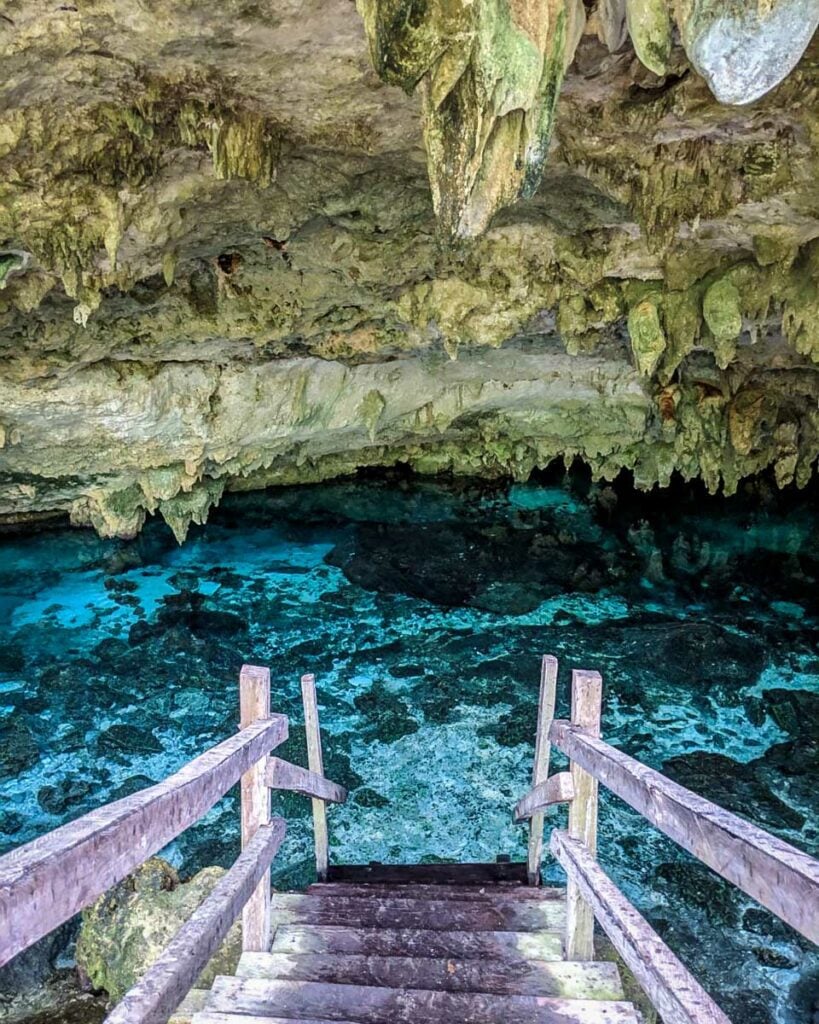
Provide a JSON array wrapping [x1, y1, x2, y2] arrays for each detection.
[[0, 463, 817, 1023]]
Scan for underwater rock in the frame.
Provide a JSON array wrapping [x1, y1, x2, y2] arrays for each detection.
[[0, 719, 39, 782], [75, 858, 240, 1003], [662, 750, 805, 833], [95, 724, 163, 758]]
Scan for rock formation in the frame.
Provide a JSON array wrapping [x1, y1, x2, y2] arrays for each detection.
[[0, 1, 818, 540], [76, 857, 240, 1002]]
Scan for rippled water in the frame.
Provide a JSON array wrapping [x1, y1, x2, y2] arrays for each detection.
[[0, 469, 817, 1023]]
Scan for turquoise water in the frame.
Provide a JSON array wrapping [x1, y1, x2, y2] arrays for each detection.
[[0, 470, 817, 1022]]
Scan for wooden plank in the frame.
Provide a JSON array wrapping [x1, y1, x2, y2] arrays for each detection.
[[528, 655, 559, 885], [104, 820, 286, 1024], [270, 925, 564, 960], [194, 1016, 357, 1024], [302, 673, 329, 882], [550, 830, 731, 1024], [169, 989, 210, 1024], [204, 976, 641, 1024], [269, 893, 566, 932], [0, 713, 288, 968], [515, 773, 575, 822], [550, 719, 819, 945], [265, 757, 347, 804], [566, 670, 602, 961], [240, 665, 272, 953], [306, 882, 564, 901], [237, 950, 625, 999], [326, 861, 529, 886]]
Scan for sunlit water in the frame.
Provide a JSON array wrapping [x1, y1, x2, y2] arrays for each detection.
[[0, 470, 817, 1023]]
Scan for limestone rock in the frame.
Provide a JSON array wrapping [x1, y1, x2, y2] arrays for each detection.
[[625, 0, 673, 76], [627, 297, 667, 376], [0, 0, 818, 530], [675, 0, 819, 104], [75, 857, 241, 1003], [357, 0, 586, 237]]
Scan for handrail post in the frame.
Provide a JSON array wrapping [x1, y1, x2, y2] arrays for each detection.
[[565, 668, 602, 960], [240, 664, 272, 951], [527, 655, 558, 886], [301, 673, 329, 882]]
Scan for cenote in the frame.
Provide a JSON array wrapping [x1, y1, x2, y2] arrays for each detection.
[[0, 467, 817, 1023]]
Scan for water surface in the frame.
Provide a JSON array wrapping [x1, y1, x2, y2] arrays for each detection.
[[0, 469, 817, 1023]]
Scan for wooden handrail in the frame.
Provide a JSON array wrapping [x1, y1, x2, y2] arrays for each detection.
[[103, 819, 287, 1024], [302, 673, 330, 883], [550, 831, 731, 1024], [0, 713, 288, 967], [526, 655, 558, 886], [266, 757, 348, 804], [514, 772, 574, 821], [549, 718, 819, 944]]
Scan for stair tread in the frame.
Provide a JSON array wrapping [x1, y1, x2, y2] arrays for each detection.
[[307, 883, 564, 902], [237, 951, 625, 1000], [326, 862, 529, 886], [270, 893, 564, 932], [198, 976, 641, 1024], [271, 925, 563, 960]]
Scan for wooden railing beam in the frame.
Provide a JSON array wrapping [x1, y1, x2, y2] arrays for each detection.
[[565, 670, 602, 961], [240, 665, 272, 952], [550, 719, 819, 944], [514, 772, 574, 821], [526, 655, 558, 886], [0, 713, 288, 968], [265, 757, 347, 804], [301, 673, 330, 883], [551, 830, 731, 1024], [104, 819, 286, 1024]]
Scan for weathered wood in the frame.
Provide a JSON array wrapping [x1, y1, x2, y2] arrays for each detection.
[[168, 988, 210, 1024], [104, 820, 286, 1024], [306, 883, 564, 902], [550, 719, 819, 945], [265, 757, 347, 804], [204, 976, 641, 1024], [193, 1016, 354, 1024], [240, 665, 272, 953], [550, 830, 732, 1024], [527, 655, 558, 885], [269, 893, 566, 932], [565, 670, 602, 961], [0, 714, 288, 968], [237, 950, 624, 999], [301, 673, 329, 883], [326, 861, 529, 886], [515, 773, 575, 822], [270, 925, 564, 961]]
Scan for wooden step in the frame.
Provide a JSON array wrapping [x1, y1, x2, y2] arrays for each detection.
[[270, 894, 565, 932], [326, 862, 529, 886], [307, 883, 563, 902], [271, 925, 564, 960], [237, 951, 624, 1000], [199, 976, 641, 1024]]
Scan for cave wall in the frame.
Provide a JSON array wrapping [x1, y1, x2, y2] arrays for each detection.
[[1, 0, 818, 539]]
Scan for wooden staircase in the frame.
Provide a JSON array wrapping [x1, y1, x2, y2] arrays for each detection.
[[195, 870, 640, 1024], [2, 659, 818, 1024]]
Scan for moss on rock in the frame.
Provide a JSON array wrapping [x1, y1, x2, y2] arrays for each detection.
[[75, 858, 240, 1004]]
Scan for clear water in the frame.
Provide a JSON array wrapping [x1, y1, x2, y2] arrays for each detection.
[[0, 470, 817, 1023]]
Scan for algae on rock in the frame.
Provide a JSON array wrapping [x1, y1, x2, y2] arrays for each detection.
[[75, 858, 240, 1003]]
